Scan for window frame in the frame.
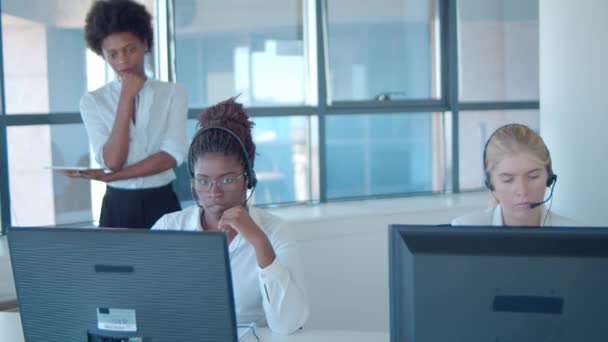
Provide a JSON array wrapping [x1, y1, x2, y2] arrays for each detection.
[[0, 0, 539, 234]]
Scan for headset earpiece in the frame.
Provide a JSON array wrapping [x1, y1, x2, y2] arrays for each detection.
[[246, 169, 258, 189], [484, 173, 494, 191], [546, 173, 557, 188]]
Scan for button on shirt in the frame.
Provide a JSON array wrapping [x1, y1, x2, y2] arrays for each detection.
[[151, 206, 310, 334], [80, 79, 188, 189]]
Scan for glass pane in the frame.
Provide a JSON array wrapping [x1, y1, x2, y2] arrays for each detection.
[[326, 0, 441, 102], [174, 116, 314, 206], [458, 0, 539, 102], [1, 0, 155, 114], [7, 124, 99, 226], [326, 113, 444, 199], [174, 0, 310, 108], [458, 110, 539, 191]]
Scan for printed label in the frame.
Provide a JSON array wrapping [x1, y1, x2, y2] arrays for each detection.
[[96, 308, 137, 332]]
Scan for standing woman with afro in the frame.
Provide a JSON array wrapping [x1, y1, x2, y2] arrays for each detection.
[[62, 0, 188, 228]]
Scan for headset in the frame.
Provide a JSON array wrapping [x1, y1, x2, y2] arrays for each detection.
[[188, 126, 258, 191], [483, 124, 557, 196]]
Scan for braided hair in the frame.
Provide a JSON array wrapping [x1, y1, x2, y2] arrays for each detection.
[[188, 97, 256, 177]]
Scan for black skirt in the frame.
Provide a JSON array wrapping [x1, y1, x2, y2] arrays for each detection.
[[99, 183, 181, 229]]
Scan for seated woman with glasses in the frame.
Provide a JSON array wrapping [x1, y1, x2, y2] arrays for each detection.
[[151, 98, 309, 334]]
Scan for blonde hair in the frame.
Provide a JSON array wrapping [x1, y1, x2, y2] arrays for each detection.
[[484, 124, 553, 205]]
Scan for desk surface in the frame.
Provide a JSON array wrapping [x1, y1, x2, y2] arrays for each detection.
[[1, 312, 23, 341], [1, 312, 389, 342], [0, 256, 17, 310]]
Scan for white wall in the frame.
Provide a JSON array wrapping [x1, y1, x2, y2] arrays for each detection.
[[269, 192, 487, 331], [539, 0, 608, 226]]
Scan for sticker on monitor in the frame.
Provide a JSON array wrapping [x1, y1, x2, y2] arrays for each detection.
[[97, 307, 137, 332]]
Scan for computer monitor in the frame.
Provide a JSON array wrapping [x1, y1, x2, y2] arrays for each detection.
[[8, 226, 238, 342], [389, 225, 608, 342]]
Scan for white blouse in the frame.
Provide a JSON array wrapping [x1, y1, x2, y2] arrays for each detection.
[[151, 205, 310, 334], [451, 204, 580, 227], [80, 78, 188, 189]]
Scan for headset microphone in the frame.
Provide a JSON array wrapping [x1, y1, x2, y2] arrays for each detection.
[[529, 175, 557, 209]]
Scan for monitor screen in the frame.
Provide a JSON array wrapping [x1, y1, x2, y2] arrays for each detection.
[[388, 225, 608, 342], [9, 226, 238, 342]]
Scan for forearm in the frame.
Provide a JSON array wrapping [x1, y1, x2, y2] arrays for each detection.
[[259, 260, 309, 334], [106, 152, 176, 182], [251, 234, 277, 269], [103, 94, 136, 171]]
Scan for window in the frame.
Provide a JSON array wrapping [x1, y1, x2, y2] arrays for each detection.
[[0, 0, 155, 230], [7, 124, 94, 226], [326, 0, 441, 102], [0, 0, 540, 232], [326, 112, 444, 199], [174, 0, 313, 108], [457, 0, 539, 102], [1, 1, 155, 115]]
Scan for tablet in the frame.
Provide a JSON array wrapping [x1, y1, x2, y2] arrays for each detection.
[[47, 166, 107, 172]]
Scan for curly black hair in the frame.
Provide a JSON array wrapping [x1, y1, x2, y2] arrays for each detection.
[[188, 97, 256, 176], [84, 0, 153, 56]]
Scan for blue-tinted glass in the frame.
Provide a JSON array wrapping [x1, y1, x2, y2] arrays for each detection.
[[458, 110, 540, 191], [458, 0, 539, 101], [326, 0, 440, 102], [175, 116, 313, 206], [8, 124, 94, 226], [326, 113, 438, 199], [1, 0, 154, 114], [174, 0, 309, 108]]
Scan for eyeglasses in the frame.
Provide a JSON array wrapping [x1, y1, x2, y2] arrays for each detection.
[[192, 174, 245, 192]]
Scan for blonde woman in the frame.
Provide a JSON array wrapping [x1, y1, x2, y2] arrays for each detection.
[[452, 124, 577, 227]]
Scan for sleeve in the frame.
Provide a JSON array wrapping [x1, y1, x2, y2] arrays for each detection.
[[159, 83, 189, 166], [451, 216, 464, 226], [451, 208, 494, 226], [256, 220, 310, 334], [150, 214, 168, 230], [80, 93, 109, 167]]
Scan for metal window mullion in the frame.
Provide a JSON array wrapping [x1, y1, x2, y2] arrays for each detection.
[[457, 101, 540, 111], [187, 106, 318, 119], [0, 4, 11, 234], [446, 0, 460, 193], [1, 113, 83, 126], [315, 0, 329, 203], [166, 0, 177, 82], [327, 104, 449, 115], [154, 0, 171, 81]]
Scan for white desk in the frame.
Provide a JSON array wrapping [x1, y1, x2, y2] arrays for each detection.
[[0, 256, 17, 310], [0, 312, 23, 341], [0, 312, 389, 342], [241, 327, 389, 342]]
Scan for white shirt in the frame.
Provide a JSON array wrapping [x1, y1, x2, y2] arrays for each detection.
[[151, 206, 310, 334], [80, 78, 188, 189], [451, 204, 580, 227]]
